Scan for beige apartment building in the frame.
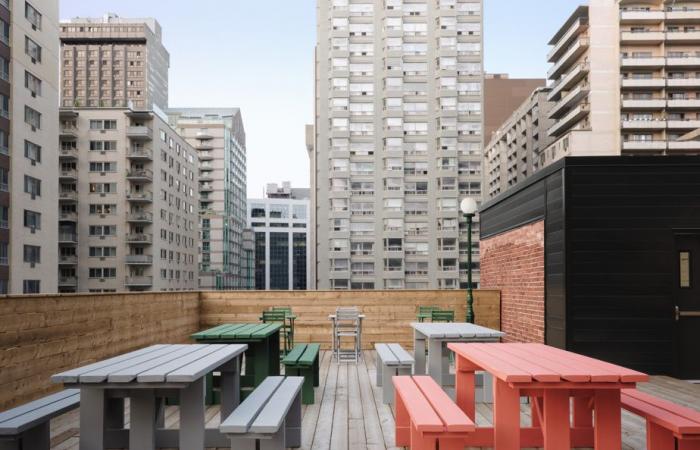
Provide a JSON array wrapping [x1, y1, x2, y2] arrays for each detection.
[[0, 0, 59, 294], [58, 108, 198, 292], [59, 13, 169, 110], [546, 0, 700, 165], [168, 108, 250, 290], [313, 0, 484, 290], [485, 87, 556, 198]]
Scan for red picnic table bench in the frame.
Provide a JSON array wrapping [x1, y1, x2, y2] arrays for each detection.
[[446, 342, 649, 450]]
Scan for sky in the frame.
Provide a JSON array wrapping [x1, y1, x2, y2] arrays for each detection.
[[60, 0, 584, 197]]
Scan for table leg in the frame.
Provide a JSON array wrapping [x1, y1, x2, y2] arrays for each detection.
[[130, 389, 156, 450], [220, 356, 241, 419], [494, 378, 520, 450], [530, 396, 542, 428], [80, 388, 105, 450], [455, 358, 475, 420], [440, 341, 453, 386], [542, 389, 570, 450], [428, 338, 444, 385], [413, 330, 426, 375], [179, 378, 205, 450], [573, 394, 593, 428], [679, 440, 700, 450], [594, 389, 622, 450]]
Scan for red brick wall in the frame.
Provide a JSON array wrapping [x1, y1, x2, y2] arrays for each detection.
[[480, 220, 545, 343]]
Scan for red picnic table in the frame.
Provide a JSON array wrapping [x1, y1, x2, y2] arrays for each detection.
[[447, 342, 649, 450]]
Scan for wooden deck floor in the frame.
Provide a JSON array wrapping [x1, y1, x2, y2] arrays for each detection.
[[48, 350, 700, 450]]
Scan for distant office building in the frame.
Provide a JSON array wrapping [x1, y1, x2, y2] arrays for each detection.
[[59, 13, 170, 110], [485, 87, 555, 198], [167, 108, 249, 290], [58, 108, 199, 292], [546, 0, 700, 164], [0, 0, 60, 294], [484, 74, 546, 143], [248, 183, 310, 290], [313, 0, 484, 290]]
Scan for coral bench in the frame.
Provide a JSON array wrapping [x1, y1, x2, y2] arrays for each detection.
[[393, 375, 474, 450], [621, 388, 700, 450]]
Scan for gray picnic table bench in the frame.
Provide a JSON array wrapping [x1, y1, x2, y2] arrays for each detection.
[[375, 343, 414, 405], [0, 389, 80, 450], [220, 376, 304, 450], [51, 343, 247, 450]]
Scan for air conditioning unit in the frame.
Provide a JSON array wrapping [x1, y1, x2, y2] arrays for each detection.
[[31, 24, 36, 31], [30, 263, 35, 268], [31, 126, 36, 132], [100, 193, 106, 197], [31, 58, 36, 64], [30, 227, 35, 234], [100, 257, 105, 261], [99, 214, 106, 218], [100, 151, 106, 155], [31, 91, 36, 98], [31, 160, 36, 166], [99, 235, 105, 240]]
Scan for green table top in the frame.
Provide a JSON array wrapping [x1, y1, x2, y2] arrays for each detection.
[[191, 323, 282, 341]]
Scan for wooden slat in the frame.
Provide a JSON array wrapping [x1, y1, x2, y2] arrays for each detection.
[[298, 344, 321, 366], [78, 346, 185, 383], [449, 343, 533, 383], [107, 345, 206, 382], [464, 343, 563, 382], [624, 389, 700, 424], [387, 344, 414, 365], [498, 344, 591, 382], [621, 393, 700, 434], [166, 345, 247, 382], [282, 344, 308, 365], [51, 345, 166, 383], [250, 377, 304, 433], [220, 376, 284, 433], [392, 377, 444, 432], [136, 345, 228, 382], [413, 376, 475, 433], [0, 390, 79, 424], [0, 393, 80, 435], [251, 323, 282, 339], [190, 323, 233, 340]]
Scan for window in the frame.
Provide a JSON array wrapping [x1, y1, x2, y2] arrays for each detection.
[[89, 225, 116, 236], [24, 106, 41, 129], [23, 280, 40, 294], [89, 268, 117, 278], [680, 251, 691, 288], [0, 167, 7, 191], [25, 36, 41, 62], [24, 140, 41, 163], [89, 162, 117, 172], [89, 140, 117, 151], [0, 19, 8, 45], [25, 2, 41, 29], [0, 241, 7, 265], [24, 71, 41, 95], [0, 56, 9, 81], [89, 120, 117, 130], [89, 183, 116, 194], [89, 247, 117, 257], [24, 175, 40, 196], [89, 204, 116, 215], [23, 245, 40, 263], [23, 210, 40, 229]]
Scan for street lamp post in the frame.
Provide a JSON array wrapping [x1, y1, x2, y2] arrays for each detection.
[[460, 198, 478, 324]]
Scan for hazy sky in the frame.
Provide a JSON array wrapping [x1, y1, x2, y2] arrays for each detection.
[[60, 0, 584, 197]]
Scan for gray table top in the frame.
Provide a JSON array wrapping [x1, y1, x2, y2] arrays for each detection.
[[411, 322, 505, 339], [51, 344, 248, 385]]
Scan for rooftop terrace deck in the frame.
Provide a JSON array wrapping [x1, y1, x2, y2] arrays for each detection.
[[47, 350, 700, 450]]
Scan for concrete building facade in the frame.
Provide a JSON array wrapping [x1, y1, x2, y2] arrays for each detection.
[[167, 108, 249, 290], [1, 0, 59, 294], [248, 182, 310, 290], [546, 0, 700, 164], [59, 13, 169, 111], [58, 108, 199, 292], [483, 74, 545, 143], [485, 87, 556, 198], [313, 0, 484, 290]]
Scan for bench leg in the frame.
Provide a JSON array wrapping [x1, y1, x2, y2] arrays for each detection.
[[573, 394, 593, 428], [382, 365, 395, 405], [260, 427, 286, 450], [410, 424, 437, 450], [376, 354, 383, 387], [0, 439, 19, 450], [394, 390, 410, 447], [439, 437, 465, 450], [647, 422, 675, 450], [313, 356, 320, 387], [130, 389, 156, 450], [228, 437, 255, 450], [679, 440, 700, 450], [285, 391, 302, 448], [299, 367, 315, 405], [20, 421, 50, 450], [80, 388, 106, 450], [179, 378, 205, 450]]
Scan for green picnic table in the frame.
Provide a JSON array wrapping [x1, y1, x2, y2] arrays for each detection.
[[191, 323, 282, 400]]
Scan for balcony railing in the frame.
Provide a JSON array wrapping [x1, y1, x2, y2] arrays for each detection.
[[125, 255, 153, 264], [125, 276, 153, 286], [126, 191, 153, 202], [126, 233, 153, 244]]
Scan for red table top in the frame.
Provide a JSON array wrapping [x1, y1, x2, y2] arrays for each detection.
[[448, 343, 649, 385]]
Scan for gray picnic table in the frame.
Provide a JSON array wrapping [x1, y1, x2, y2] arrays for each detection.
[[411, 322, 504, 401], [51, 343, 247, 450]]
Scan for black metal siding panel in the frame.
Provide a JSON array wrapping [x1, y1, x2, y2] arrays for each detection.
[[565, 162, 700, 374], [545, 171, 566, 349], [480, 181, 546, 239]]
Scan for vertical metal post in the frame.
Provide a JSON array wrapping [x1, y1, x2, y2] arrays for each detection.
[[466, 213, 475, 324]]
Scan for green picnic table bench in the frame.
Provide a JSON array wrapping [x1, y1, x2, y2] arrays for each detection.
[[282, 344, 320, 404], [416, 305, 438, 322], [260, 309, 296, 356], [191, 323, 282, 401]]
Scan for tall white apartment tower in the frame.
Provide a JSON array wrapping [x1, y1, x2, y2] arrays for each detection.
[[313, 0, 484, 290]]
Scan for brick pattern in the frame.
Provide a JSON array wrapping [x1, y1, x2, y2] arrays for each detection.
[[480, 220, 545, 344], [0, 292, 200, 409]]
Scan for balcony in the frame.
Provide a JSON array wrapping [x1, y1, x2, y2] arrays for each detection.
[[125, 255, 153, 265], [126, 148, 153, 160], [124, 276, 153, 287], [548, 83, 589, 119], [547, 103, 590, 137], [59, 191, 79, 203], [668, 120, 700, 129], [548, 17, 588, 63], [59, 169, 78, 181], [126, 212, 153, 223], [125, 233, 153, 244], [668, 140, 700, 150], [57, 276, 78, 287], [58, 255, 78, 265], [666, 55, 700, 68], [547, 37, 589, 80], [196, 142, 214, 151], [667, 98, 700, 109], [621, 78, 665, 89], [59, 148, 79, 160], [59, 125, 78, 139], [620, 56, 665, 69], [125, 191, 153, 202], [126, 169, 154, 182], [666, 8, 700, 22], [58, 233, 78, 244], [667, 77, 700, 88], [620, 9, 664, 24], [621, 119, 666, 130], [195, 131, 214, 140], [199, 171, 214, 182], [548, 62, 589, 101], [59, 211, 78, 222], [620, 30, 665, 44], [126, 126, 153, 141], [621, 98, 666, 109], [666, 30, 700, 44], [622, 140, 667, 151]]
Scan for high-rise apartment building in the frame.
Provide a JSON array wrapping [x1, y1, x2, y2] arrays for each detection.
[[58, 108, 199, 293], [546, 0, 700, 165], [484, 74, 545, 142], [59, 13, 169, 110], [485, 87, 555, 198], [313, 0, 484, 290], [0, 0, 59, 294], [167, 108, 249, 290], [248, 182, 310, 290]]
